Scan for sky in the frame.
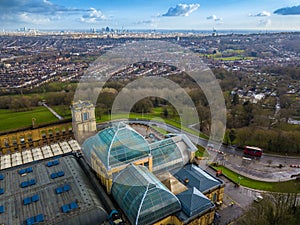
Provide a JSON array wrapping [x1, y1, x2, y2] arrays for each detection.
[[0, 0, 300, 31]]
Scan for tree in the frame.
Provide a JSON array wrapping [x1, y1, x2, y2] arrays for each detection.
[[243, 101, 254, 126], [229, 129, 236, 144], [163, 108, 169, 118], [197, 104, 210, 132], [238, 192, 299, 225], [131, 98, 153, 113], [97, 89, 118, 110], [236, 127, 253, 146], [232, 93, 239, 105]]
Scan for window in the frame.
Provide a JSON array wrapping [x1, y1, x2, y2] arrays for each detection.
[[27, 134, 32, 142], [4, 139, 9, 148], [12, 137, 17, 146], [20, 136, 25, 144], [82, 112, 89, 121], [213, 193, 217, 202]]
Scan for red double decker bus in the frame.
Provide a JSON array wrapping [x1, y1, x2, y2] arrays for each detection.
[[243, 146, 262, 157]]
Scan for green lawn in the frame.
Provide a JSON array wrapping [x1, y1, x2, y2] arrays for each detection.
[[151, 126, 169, 135], [51, 105, 72, 119], [0, 107, 58, 132], [195, 145, 206, 157], [211, 165, 300, 193], [0, 104, 208, 140], [213, 56, 256, 61]]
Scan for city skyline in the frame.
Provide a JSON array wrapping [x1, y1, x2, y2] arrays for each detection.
[[1, 0, 300, 31]]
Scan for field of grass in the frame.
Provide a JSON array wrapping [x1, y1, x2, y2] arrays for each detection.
[[195, 145, 206, 157], [223, 49, 245, 54], [0, 107, 58, 132], [199, 49, 255, 62], [151, 126, 169, 135], [0, 104, 208, 140], [51, 105, 72, 119], [213, 56, 256, 61], [211, 165, 300, 193]]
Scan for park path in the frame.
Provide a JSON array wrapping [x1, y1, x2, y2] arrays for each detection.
[[42, 103, 63, 120]]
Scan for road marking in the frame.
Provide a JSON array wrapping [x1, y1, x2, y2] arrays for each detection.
[[223, 193, 244, 209]]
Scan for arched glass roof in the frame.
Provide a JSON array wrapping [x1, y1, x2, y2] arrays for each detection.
[[111, 164, 181, 225], [82, 123, 150, 169], [150, 138, 185, 174]]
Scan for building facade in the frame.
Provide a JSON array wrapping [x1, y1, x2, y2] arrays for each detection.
[[0, 122, 73, 154]]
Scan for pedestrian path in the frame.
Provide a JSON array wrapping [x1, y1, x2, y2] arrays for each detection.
[[42, 102, 63, 120]]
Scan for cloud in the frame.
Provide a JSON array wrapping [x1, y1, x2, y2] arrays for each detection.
[[0, 0, 81, 15], [80, 8, 106, 23], [249, 11, 271, 17], [258, 19, 271, 27], [274, 5, 300, 15], [135, 20, 154, 25], [207, 15, 223, 21], [0, 0, 106, 26], [134, 19, 158, 28], [206, 15, 217, 20], [18, 13, 51, 24], [162, 4, 200, 17]]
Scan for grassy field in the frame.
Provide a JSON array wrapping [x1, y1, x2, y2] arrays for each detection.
[[51, 105, 72, 119], [213, 56, 256, 61], [0, 104, 208, 140], [195, 145, 206, 157], [151, 126, 169, 135], [0, 107, 58, 132], [199, 49, 255, 62], [211, 165, 300, 193]]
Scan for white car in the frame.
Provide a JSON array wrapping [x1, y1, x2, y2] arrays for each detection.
[[207, 143, 214, 150], [254, 195, 263, 202]]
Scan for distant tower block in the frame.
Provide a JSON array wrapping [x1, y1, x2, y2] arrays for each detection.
[[71, 101, 96, 143]]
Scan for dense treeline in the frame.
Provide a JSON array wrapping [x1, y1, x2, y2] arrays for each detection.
[[235, 127, 300, 154], [238, 192, 300, 225], [262, 66, 300, 80], [0, 92, 74, 111], [0, 95, 40, 111]]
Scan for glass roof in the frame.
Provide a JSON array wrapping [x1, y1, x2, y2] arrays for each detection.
[[82, 123, 150, 169], [150, 138, 185, 174], [111, 164, 181, 225]]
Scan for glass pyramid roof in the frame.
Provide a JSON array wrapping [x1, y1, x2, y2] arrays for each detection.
[[82, 122, 150, 169], [111, 164, 181, 225]]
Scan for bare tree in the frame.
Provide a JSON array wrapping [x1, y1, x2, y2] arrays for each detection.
[[238, 192, 299, 225]]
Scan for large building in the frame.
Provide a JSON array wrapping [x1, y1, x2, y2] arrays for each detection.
[[0, 153, 108, 225], [81, 122, 197, 193], [76, 99, 225, 225], [0, 100, 225, 225]]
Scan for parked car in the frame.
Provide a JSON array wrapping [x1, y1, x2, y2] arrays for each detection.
[[254, 195, 263, 203]]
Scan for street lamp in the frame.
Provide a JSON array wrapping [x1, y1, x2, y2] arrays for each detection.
[[238, 176, 243, 185]]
